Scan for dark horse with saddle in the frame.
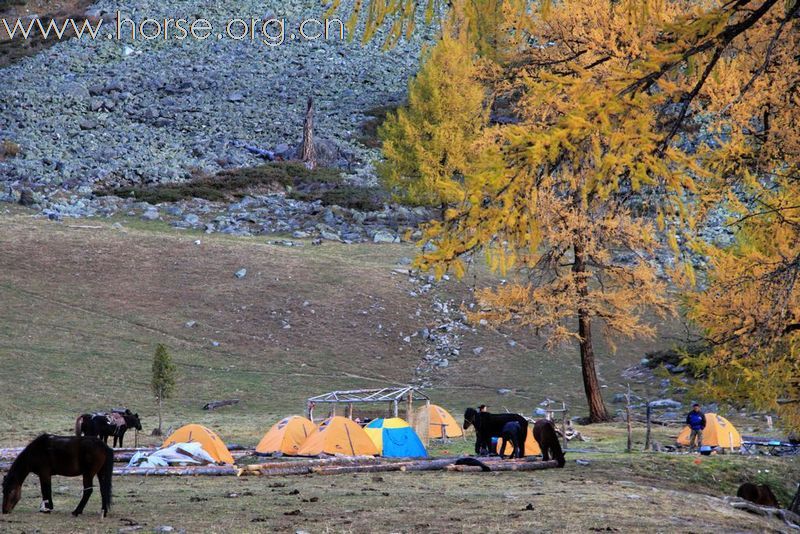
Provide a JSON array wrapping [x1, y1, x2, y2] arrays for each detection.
[[464, 407, 566, 467], [75, 409, 142, 448]]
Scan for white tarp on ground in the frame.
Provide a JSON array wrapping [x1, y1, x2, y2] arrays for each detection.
[[127, 442, 217, 468]]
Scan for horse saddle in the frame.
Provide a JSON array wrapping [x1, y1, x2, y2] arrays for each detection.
[[108, 412, 126, 427]]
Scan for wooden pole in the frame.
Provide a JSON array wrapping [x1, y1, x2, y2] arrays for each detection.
[[625, 385, 633, 453], [347, 403, 353, 419], [393, 400, 399, 418], [562, 403, 568, 450], [407, 391, 414, 427], [644, 400, 652, 451]]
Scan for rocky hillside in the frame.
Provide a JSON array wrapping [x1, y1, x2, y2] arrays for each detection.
[[0, 0, 428, 197]]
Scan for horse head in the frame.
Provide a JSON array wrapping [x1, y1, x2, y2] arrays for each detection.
[[2, 474, 21, 514], [463, 407, 478, 430], [129, 413, 142, 431]]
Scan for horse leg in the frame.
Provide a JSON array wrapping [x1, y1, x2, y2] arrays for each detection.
[[38, 473, 53, 512], [72, 473, 93, 517]]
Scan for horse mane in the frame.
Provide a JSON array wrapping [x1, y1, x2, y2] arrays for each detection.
[[3, 434, 49, 488]]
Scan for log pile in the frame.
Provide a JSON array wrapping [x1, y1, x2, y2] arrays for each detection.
[[113, 465, 238, 476], [446, 460, 560, 472]]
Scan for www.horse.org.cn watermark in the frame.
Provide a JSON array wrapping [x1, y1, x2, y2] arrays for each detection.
[[1, 12, 347, 47]]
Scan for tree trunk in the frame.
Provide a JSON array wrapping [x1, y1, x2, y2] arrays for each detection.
[[573, 241, 610, 423], [157, 395, 163, 435], [300, 97, 316, 169], [625, 385, 632, 452]]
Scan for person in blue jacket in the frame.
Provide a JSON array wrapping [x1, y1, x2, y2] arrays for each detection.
[[685, 403, 707, 451]]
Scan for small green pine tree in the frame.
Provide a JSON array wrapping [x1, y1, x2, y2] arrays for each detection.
[[151, 344, 176, 436]]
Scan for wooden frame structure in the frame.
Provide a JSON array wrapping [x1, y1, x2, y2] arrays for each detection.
[[306, 386, 431, 426]]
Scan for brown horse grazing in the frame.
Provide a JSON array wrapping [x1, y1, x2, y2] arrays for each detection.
[[737, 483, 780, 508], [2, 434, 113, 517], [533, 420, 566, 467]]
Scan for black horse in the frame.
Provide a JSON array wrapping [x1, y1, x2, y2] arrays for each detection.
[[111, 410, 142, 448], [533, 419, 566, 467], [76, 410, 142, 447], [498, 421, 523, 459], [75, 413, 116, 444], [2, 434, 113, 517], [463, 408, 528, 459]]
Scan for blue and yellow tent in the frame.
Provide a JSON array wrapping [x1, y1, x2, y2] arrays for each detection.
[[365, 417, 427, 458]]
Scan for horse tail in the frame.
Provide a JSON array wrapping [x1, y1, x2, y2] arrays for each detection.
[[75, 414, 85, 436], [99, 443, 114, 512]]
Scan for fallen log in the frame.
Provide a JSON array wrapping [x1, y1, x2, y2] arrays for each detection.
[[203, 399, 240, 411], [727, 498, 800, 529], [114, 465, 237, 476], [399, 458, 463, 472], [446, 460, 560, 472], [237, 456, 386, 476], [311, 464, 406, 475]]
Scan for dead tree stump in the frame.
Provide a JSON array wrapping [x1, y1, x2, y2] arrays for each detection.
[[300, 97, 316, 169]]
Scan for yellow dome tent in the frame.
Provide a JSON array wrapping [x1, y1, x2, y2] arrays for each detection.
[[162, 424, 234, 464], [498, 424, 542, 457], [677, 413, 742, 448], [297, 416, 378, 456], [256, 416, 317, 456], [418, 404, 464, 439]]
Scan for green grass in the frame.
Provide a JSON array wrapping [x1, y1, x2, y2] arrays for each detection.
[[95, 162, 343, 204], [95, 161, 389, 211]]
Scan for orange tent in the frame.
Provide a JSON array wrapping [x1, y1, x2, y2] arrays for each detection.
[[297, 416, 378, 456], [419, 404, 464, 439], [497, 425, 542, 457], [256, 416, 317, 456], [677, 413, 742, 448], [162, 424, 234, 464]]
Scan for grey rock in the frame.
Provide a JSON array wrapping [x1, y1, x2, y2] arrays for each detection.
[[320, 230, 341, 242], [472, 347, 484, 355], [373, 230, 398, 244], [497, 388, 512, 395], [649, 399, 682, 409], [141, 208, 159, 221], [234, 268, 247, 279], [79, 119, 98, 130]]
